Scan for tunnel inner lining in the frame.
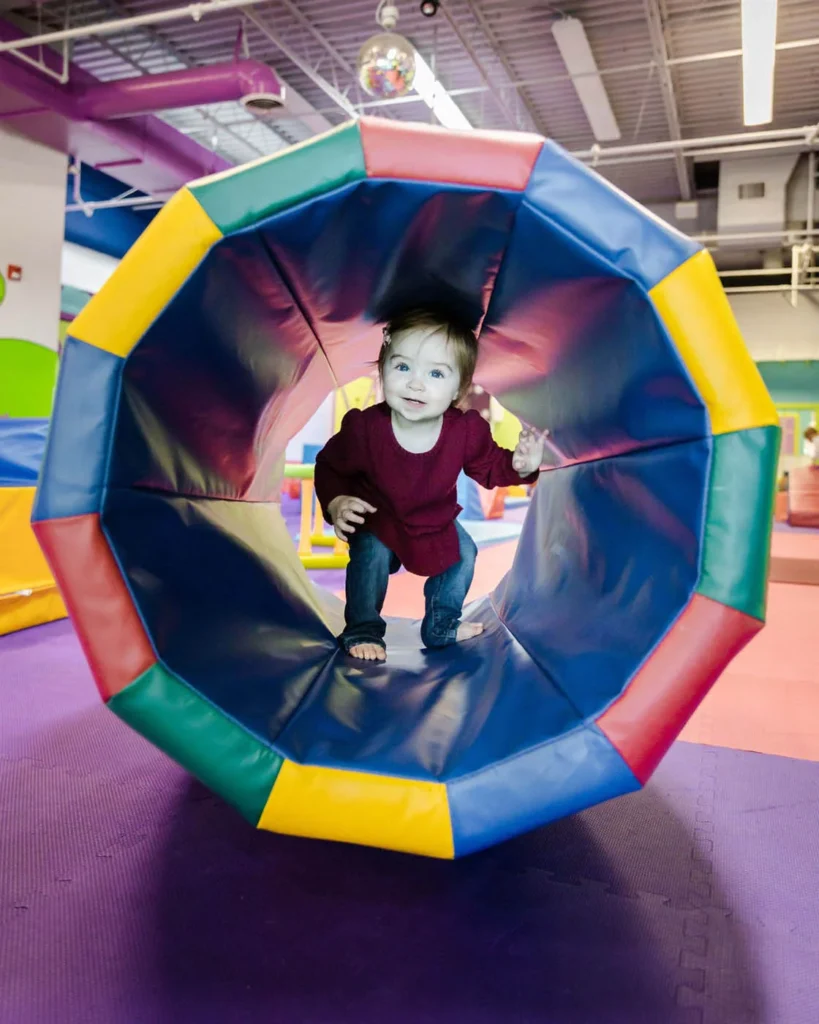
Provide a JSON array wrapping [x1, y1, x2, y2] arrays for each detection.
[[101, 177, 710, 780]]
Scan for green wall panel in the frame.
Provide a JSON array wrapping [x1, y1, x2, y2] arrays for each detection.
[[698, 426, 780, 621], [109, 664, 283, 824], [0, 338, 59, 417], [190, 121, 366, 235], [757, 360, 819, 404]]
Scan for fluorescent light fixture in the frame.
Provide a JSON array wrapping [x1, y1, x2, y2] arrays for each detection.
[[413, 50, 472, 130], [551, 17, 621, 142], [741, 0, 778, 126]]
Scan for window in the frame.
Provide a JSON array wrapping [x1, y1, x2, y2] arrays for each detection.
[[738, 182, 766, 200]]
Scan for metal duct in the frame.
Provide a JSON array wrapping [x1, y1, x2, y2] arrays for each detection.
[[0, 19, 229, 188], [74, 60, 284, 120]]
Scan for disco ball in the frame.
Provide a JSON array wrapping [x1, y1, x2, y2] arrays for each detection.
[[357, 31, 416, 99]]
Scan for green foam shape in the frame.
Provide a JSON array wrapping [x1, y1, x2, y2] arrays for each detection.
[[0, 337, 59, 417], [190, 121, 366, 235], [109, 663, 283, 824], [697, 425, 780, 622]]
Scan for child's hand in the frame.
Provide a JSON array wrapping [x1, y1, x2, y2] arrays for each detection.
[[327, 495, 377, 541], [512, 428, 548, 477]]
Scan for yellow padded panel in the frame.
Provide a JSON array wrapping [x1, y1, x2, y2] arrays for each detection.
[[69, 189, 222, 357], [0, 486, 66, 635], [650, 249, 777, 435], [0, 487, 56, 598], [259, 761, 455, 859], [0, 587, 66, 637]]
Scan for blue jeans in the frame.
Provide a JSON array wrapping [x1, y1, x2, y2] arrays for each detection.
[[341, 522, 478, 652]]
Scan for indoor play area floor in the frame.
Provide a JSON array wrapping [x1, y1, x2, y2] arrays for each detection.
[[2, 510, 818, 1023]]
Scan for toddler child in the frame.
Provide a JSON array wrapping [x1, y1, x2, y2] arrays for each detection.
[[314, 309, 545, 662]]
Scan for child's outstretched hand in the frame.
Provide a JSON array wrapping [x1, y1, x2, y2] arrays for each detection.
[[512, 427, 548, 477], [327, 495, 377, 542]]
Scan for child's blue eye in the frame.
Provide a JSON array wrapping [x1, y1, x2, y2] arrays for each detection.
[[395, 362, 409, 372], [430, 369, 444, 379]]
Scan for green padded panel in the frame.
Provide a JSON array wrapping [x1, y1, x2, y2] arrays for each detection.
[[109, 663, 283, 824], [190, 121, 366, 235], [698, 425, 780, 621]]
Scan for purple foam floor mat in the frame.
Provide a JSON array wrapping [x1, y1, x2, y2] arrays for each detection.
[[1, 619, 818, 1024]]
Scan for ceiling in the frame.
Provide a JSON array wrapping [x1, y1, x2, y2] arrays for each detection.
[[4, 0, 819, 205]]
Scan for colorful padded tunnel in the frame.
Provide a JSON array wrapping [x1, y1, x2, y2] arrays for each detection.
[[32, 118, 780, 859]]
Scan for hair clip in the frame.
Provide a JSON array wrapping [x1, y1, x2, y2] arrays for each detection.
[[381, 326, 391, 347]]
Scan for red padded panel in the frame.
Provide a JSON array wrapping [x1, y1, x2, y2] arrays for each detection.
[[359, 116, 543, 191], [597, 594, 762, 783], [33, 514, 155, 699]]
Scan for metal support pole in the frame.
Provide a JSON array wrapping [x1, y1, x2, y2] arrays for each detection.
[[791, 243, 800, 308], [724, 284, 819, 295], [0, 0, 271, 53], [573, 123, 819, 160]]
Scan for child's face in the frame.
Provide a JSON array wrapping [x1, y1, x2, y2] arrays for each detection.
[[381, 326, 462, 423]]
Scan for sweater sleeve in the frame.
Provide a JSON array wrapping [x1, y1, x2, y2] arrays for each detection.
[[314, 409, 366, 523], [463, 410, 539, 489]]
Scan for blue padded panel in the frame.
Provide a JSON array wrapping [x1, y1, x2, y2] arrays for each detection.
[[0, 418, 48, 487], [479, 200, 708, 459], [448, 723, 640, 857], [102, 487, 336, 744], [276, 597, 584, 781], [257, 178, 523, 381], [526, 142, 700, 291], [494, 438, 711, 718], [109, 229, 335, 501], [32, 337, 122, 521]]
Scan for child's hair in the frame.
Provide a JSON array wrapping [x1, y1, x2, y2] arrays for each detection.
[[805, 426, 817, 442], [378, 308, 478, 404]]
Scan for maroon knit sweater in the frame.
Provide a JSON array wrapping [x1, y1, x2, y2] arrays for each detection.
[[314, 402, 538, 577]]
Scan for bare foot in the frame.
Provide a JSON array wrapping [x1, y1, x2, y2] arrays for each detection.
[[456, 622, 484, 643], [348, 643, 387, 662]]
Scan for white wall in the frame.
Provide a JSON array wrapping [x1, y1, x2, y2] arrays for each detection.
[[0, 128, 67, 350], [61, 241, 119, 293], [729, 292, 819, 361]]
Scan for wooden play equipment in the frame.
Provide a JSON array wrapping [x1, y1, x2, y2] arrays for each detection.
[[284, 464, 349, 570]]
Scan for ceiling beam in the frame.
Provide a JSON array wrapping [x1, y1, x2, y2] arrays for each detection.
[[435, 1, 522, 131], [454, 0, 550, 136], [273, 0, 358, 82], [642, 0, 692, 200], [241, 7, 357, 119]]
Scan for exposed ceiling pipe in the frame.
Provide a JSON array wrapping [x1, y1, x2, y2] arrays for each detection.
[[0, 19, 229, 186], [73, 59, 284, 120], [0, 0, 269, 54]]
